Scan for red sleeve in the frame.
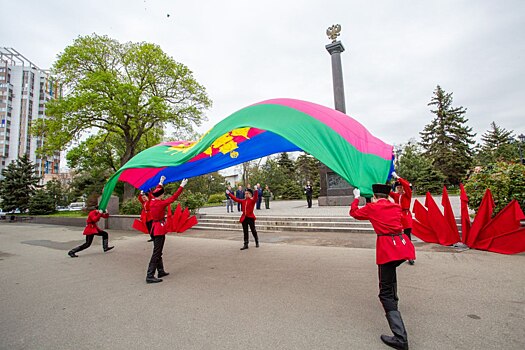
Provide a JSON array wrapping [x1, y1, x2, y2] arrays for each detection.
[[349, 199, 371, 220], [138, 194, 145, 204], [164, 186, 184, 205], [389, 191, 400, 202], [398, 177, 412, 199], [101, 212, 109, 219], [229, 192, 242, 203], [253, 190, 259, 201]]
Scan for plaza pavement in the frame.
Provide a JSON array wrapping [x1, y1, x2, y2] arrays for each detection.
[[0, 198, 524, 350]]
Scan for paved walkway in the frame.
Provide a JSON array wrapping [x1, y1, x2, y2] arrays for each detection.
[[0, 223, 523, 350]]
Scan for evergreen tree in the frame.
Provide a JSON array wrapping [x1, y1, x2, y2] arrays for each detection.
[[277, 152, 295, 175], [420, 85, 475, 186], [474, 122, 519, 165], [397, 141, 445, 194], [0, 155, 41, 212], [45, 179, 71, 208], [295, 153, 321, 197], [29, 189, 56, 215]]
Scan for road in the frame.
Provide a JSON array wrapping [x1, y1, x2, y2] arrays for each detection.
[[0, 223, 524, 350]]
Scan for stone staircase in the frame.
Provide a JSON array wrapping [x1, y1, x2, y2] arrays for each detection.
[[194, 214, 375, 234]]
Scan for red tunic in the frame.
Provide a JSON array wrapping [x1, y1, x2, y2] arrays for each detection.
[[350, 198, 415, 265], [389, 177, 413, 229], [149, 187, 184, 236], [228, 191, 258, 223], [138, 193, 152, 223], [83, 210, 109, 235]]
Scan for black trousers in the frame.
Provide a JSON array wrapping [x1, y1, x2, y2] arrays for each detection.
[[146, 221, 153, 240], [147, 235, 166, 276], [306, 195, 312, 208], [72, 231, 108, 252], [241, 217, 258, 244], [378, 260, 404, 313], [237, 202, 242, 212], [403, 227, 412, 241]]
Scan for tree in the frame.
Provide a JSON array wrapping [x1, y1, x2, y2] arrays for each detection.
[[464, 162, 525, 214], [0, 155, 41, 212], [474, 122, 519, 165], [295, 153, 321, 197], [420, 85, 476, 186], [45, 179, 71, 208], [32, 34, 212, 200], [29, 189, 56, 215], [397, 141, 445, 194]]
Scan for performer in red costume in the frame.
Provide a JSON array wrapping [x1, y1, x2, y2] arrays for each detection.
[[146, 176, 188, 284], [350, 184, 415, 350], [68, 208, 113, 257], [138, 190, 154, 242], [389, 172, 415, 265], [227, 188, 259, 250]]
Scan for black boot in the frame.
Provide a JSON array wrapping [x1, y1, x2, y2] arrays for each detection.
[[157, 258, 170, 278], [240, 242, 249, 250], [146, 262, 162, 283], [408, 260, 415, 265], [255, 241, 260, 248], [380, 311, 409, 350], [68, 249, 78, 258], [253, 232, 259, 248], [102, 238, 114, 252]]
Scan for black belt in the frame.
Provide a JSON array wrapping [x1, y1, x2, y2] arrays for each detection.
[[377, 233, 406, 246]]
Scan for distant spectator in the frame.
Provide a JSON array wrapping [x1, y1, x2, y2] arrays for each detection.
[[304, 181, 313, 208], [235, 185, 245, 212], [226, 186, 234, 213], [256, 183, 263, 210], [262, 185, 272, 209]]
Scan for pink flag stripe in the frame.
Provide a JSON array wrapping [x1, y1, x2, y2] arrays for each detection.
[[255, 98, 392, 160]]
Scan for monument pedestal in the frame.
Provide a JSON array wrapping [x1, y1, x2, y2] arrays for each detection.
[[318, 164, 361, 206]]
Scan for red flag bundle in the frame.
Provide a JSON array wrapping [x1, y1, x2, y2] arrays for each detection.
[[413, 185, 525, 255], [132, 219, 149, 234], [459, 184, 471, 244], [412, 189, 461, 246], [167, 203, 198, 233]]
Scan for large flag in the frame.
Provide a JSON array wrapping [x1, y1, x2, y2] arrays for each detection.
[[99, 98, 394, 209]]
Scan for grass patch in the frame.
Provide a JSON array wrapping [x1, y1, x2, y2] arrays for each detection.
[[32, 211, 88, 217]]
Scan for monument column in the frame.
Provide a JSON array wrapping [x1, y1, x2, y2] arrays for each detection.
[[318, 24, 354, 206]]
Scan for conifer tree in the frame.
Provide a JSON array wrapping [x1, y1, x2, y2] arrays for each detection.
[[420, 85, 475, 186], [474, 122, 518, 165], [0, 155, 41, 212]]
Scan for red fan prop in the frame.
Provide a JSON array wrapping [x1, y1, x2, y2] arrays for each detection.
[[412, 185, 525, 254]]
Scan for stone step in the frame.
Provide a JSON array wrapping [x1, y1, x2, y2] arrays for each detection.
[[197, 214, 361, 223], [194, 214, 375, 233], [192, 223, 375, 234], [197, 218, 371, 228]]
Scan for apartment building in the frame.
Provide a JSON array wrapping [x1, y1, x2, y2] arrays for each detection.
[[0, 47, 61, 180]]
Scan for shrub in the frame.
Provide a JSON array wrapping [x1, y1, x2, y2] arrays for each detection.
[[120, 198, 142, 215], [464, 162, 525, 214], [207, 193, 225, 204], [175, 191, 207, 214]]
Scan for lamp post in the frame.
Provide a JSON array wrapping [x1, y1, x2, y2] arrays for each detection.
[[518, 134, 525, 165]]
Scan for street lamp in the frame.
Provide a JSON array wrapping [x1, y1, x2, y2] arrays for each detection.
[[518, 134, 525, 165]]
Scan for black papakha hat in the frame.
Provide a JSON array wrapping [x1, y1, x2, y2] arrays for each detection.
[[372, 184, 391, 196], [245, 188, 254, 195], [394, 181, 401, 187], [152, 186, 165, 197]]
